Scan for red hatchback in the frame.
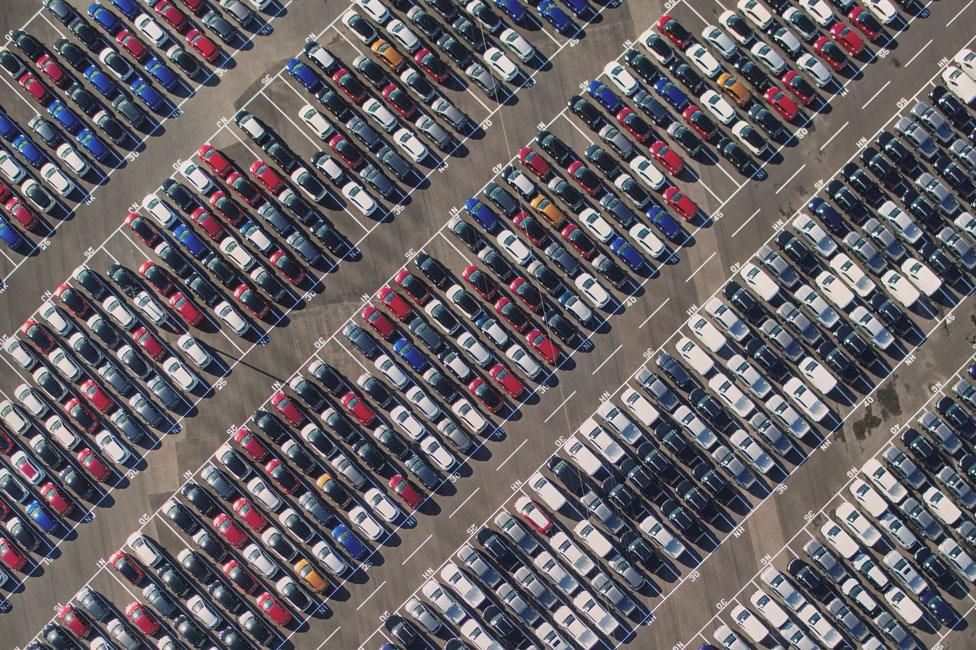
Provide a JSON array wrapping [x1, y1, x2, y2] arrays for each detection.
[[5, 196, 40, 231], [35, 54, 69, 88], [362, 305, 396, 339], [116, 30, 148, 62], [81, 379, 115, 413], [133, 326, 166, 360], [763, 87, 798, 121], [657, 15, 691, 48], [829, 23, 864, 56], [462, 265, 497, 301], [781, 71, 815, 106], [154, 1, 189, 31], [414, 48, 448, 82], [198, 144, 234, 178], [65, 398, 98, 433], [494, 296, 531, 333], [271, 392, 304, 427], [234, 283, 270, 319], [332, 69, 366, 102], [78, 448, 110, 481], [139, 260, 174, 295], [186, 29, 220, 62], [257, 592, 292, 626], [651, 140, 683, 175], [567, 161, 604, 196], [59, 605, 91, 638], [233, 497, 269, 532], [191, 206, 225, 241], [214, 513, 248, 548], [663, 187, 698, 221], [0, 536, 26, 571], [381, 83, 417, 118], [390, 474, 422, 507], [234, 426, 269, 461], [125, 602, 160, 635], [19, 72, 51, 105], [518, 147, 550, 178], [682, 105, 717, 141], [169, 292, 204, 326], [526, 328, 558, 365], [394, 269, 431, 305], [848, 7, 882, 41], [616, 107, 651, 143], [378, 287, 413, 321], [489, 363, 525, 399], [250, 160, 285, 194], [813, 36, 848, 71], [41, 482, 74, 515], [341, 391, 376, 426]]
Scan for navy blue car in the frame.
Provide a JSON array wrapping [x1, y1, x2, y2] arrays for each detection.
[[12, 135, 45, 168], [647, 205, 681, 242], [394, 338, 430, 373], [130, 78, 165, 112], [109, 0, 139, 19], [86, 3, 121, 34], [85, 65, 119, 98], [0, 110, 18, 140], [174, 224, 208, 259], [47, 100, 83, 134], [77, 128, 111, 162], [27, 501, 57, 533], [538, 0, 572, 34], [806, 197, 845, 235], [587, 80, 621, 112], [560, 0, 588, 17], [654, 78, 688, 111], [145, 57, 178, 91], [0, 217, 25, 249], [611, 237, 645, 271], [287, 58, 322, 93], [494, 0, 525, 22], [332, 524, 367, 558], [464, 198, 500, 232]]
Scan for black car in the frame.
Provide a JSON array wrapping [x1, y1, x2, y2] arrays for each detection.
[[546, 313, 578, 345], [624, 49, 659, 84], [452, 17, 487, 52], [479, 247, 516, 282], [436, 34, 471, 67], [353, 54, 388, 88], [724, 281, 765, 323], [937, 159, 975, 199], [824, 179, 871, 225], [451, 218, 484, 253], [425, 369, 458, 401], [788, 559, 829, 599], [901, 428, 940, 468], [354, 441, 386, 472], [816, 340, 857, 380], [54, 38, 88, 70], [537, 130, 575, 167], [316, 88, 352, 121], [476, 529, 519, 571], [692, 460, 735, 504], [777, 232, 818, 273], [414, 252, 451, 290], [870, 293, 911, 335], [634, 92, 670, 126], [585, 144, 622, 179], [661, 499, 701, 540], [168, 45, 200, 77], [670, 62, 703, 94], [640, 442, 680, 485], [861, 146, 904, 191], [877, 131, 922, 175], [737, 60, 771, 92], [656, 353, 694, 390], [717, 138, 752, 175], [12, 30, 45, 59], [376, 426, 412, 461], [594, 254, 627, 289], [690, 387, 732, 430], [409, 8, 442, 41], [405, 453, 439, 489], [342, 323, 380, 358], [568, 95, 606, 130], [842, 162, 883, 206], [181, 482, 216, 515], [930, 85, 976, 130], [921, 241, 962, 285], [744, 336, 789, 383], [667, 124, 702, 156], [547, 456, 584, 495], [747, 104, 782, 139]]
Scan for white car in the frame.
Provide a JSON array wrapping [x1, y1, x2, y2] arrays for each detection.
[[760, 567, 806, 612], [729, 354, 771, 398], [739, 262, 779, 302], [943, 66, 976, 104], [246, 476, 282, 510], [134, 291, 168, 326], [441, 561, 486, 608], [387, 19, 420, 53], [835, 502, 881, 546], [673, 336, 714, 378], [701, 90, 736, 125], [881, 270, 920, 307], [349, 505, 384, 541], [731, 121, 766, 156], [342, 181, 378, 216], [142, 193, 179, 228], [849, 479, 887, 517], [675, 405, 718, 450], [749, 589, 789, 630], [604, 62, 639, 96], [563, 435, 605, 477], [40, 163, 75, 197], [499, 28, 534, 63], [5, 338, 37, 370], [419, 435, 456, 471], [794, 214, 837, 257], [954, 48, 976, 80], [579, 208, 613, 243], [798, 603, 842, 648], [900, 258, 941, 297], [686, 44, 721, 78], [299, 104, 334, 140], [785, 377, 827, 421], [96, 431, 131, 464], [578, 418, 624, 464], [719, 11, 754, 45], [821, 519, 859, 558], [750, 43, 785, 75], [391, 405, 426, 441], [358, 0, 389, 23], [799, 0, 835, 26], [177, 334, 212, 368], [923, 486, 962, 526], [179, 161, 214, 194], [862, 458, 907, 504], [55, 143, 90, 176], [243, 543, 277, 578], [506, 343, 541, 379], [216, 301, 249, 335], [797, 53, 832, 88], [730, 429, 773, 474], [374, 354, 409, 388], [48, 348, 82, 381], [460, 618, 502, 650], [394, 128, 428, 162], [452, 398, 488, 434], [554, 605, 598, 650], [688, 314, 727, 352], [704, 298, 748, 341], [795, 284, 838, 328], [939, 538, 976, 582], [708, 374, 755, 418], [629, 155, 666, 190], [496, 229, 532, 265], [702, 25, 737, 59], [164, 358, 199, 392], [483, 48, 518, 82], [884, 587, 923, 625], [364, 487, 400, 523], [863, 0, 898, 25], [573, 590, 619, 637], [798, 357, 837, 396], [135, 13, 168, 47], [828, 254, 874, 298], [529, 472, 566, 511], [629, 224, 666, 258], [638, 513, 685, 559], [456, 331, 491, 367], [16, 385, 47, 418], [851, 306, 893, 350], [574, 273, 610, 308], [362, 98, 398, 133], [738, 0, 773, 31]]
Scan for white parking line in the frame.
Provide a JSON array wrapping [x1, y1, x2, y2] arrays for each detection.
[[860, 80, 892, 109], [685, 251, 716, 283], [817, 121, 848, 152], [401, 533, 433, 566], [543, 390, 576, 423], [38, 13, 66, 38], [590, 343, 622, 375], [315, 626, 343, 649], [948, 0, 974, 26], [639, 297, 670, 329], [561, 112, 595, 144], [448, 486, 480, 518], [774, 163, 806, 195], [355, 579, 387, 611], [731, 208, 761, 238], [495, 438, 528, 471], [438, 229, 472, 264], [905, 40, 933, 68]]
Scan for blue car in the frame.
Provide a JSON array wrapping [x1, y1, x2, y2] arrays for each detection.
[[287, 58, 322, 93], [332, 524, 367, 559], [145, 57, 178, 91], [130, 78, 165, 112], [464, 198, 500, 232], [86, 3, 121, 34], [610, 237, 645, 271], [26, 501, 57, 533], [654, 78, 688, 111], [0, 110, 18, 140], [47, 100, 83, 134], [77, 128, 111, 162], [109, 0, 139, 19], [538, 0, 572, 34], [0, 217, 25, 249], [84, 65, 119, 98], [646, 205, 681, 242], [12, 135, 45, 168], [807, 196, 844, 234], [494, 0, 525, 22], [587, 80, 621, 113], [393, 338, 430, 373], [560, 0, 588, 18], [173, 223, 208, 259]]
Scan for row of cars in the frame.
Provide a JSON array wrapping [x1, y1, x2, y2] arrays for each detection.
[[715, 366, 976, 650]]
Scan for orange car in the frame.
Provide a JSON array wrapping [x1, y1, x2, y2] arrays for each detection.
[[371, 39, 404, 71], [717, 73, 750, 107]]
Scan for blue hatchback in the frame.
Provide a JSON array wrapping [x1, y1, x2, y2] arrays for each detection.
[[85, 65, 119, 98], [0, 110, 18, 140], [464, 198, 500, 232], [130, 78, 165, 112], [654, 78, 688, 111], [109, 0, 139, 19], [610, 237, 645, 272], [12, 135, 45, 168], [77, 128, 111, 162], [332, 524, 367, 558], [27, 501, 57, 533], [87, 3, 121, 34], [560, 0, 588, 17], [393, 338, 430, 373], [587, 80, 622, 113], [0, 217, 24, 249], [287, 58, 322, 93], [494, 0, 525, 22], [145, 57, 178, 91], [48, 100, 83, 134], [538, 0, 571, 34], [646, 205, 681, 242], [173, 224, 208, 259]]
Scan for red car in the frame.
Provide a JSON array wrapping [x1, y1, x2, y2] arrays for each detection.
[[109, 550, 145, 584], [234, 426, 269, 461], [0, 536, 26, 571], [214, 513, 248, 548], [139, 261, 174, 296], [250, 160, 285, 194], [651, 140, 683, 175], [516, 497, 553, 534], [813, 36, 848, 71], [414, 48, 448, 82], [223, 559, 259, 594], [362, 305, 396, 339], [191, 206, 225, 241], [5, 196, 40, 230], [378, 288, 413, 321], [177, 0, 207, 15], [560, 223, 596, 260], [781, 71, 815, 106], [125, 602, 159, 635], [78, 448, 110, 481], [341, 391, 376, 426], [390, 474, 422, 507], [328, 134, 364, 169], [265, 458, 300, 494], [234, 283, 270, 319], [657, 15, 691, 48], [663, 187, 698, 221], [508, 276, 543, 313], [18, 72, 51, 104], [35, 54, 69, 88], [682, 105, 717, 141], [494, 296, 530, 333], [59, 605, 91, 638], [489, 363, 525, 398], [40, 482, 74, 515], [829, 23, 864, 56], [468, 377, 503, 413], [116, 30, 148, 62], [81, 379, 115, 414], [154, 1, 189, 31], [463, 265, 497, 301], [526, 328, 558, 364], [55, 283, 92, 318], [66, 398, 98, 433], [233, 497, 269, 532], [186, 29, 220, 62], [848, 7, 883, 41], [271, 392, 304, 427], [331, 69, 366, 102], [394, 269, 431, 305], [198, 144, 234, 178], [567, 161, 603, 196], [763, 87, 798, 121], [227, 171, 265, 206], [21, 319, 55, 352], [210, 190, 245, 225], [518, 147, 550, 179], [169, 292, 204, 326], [616, 107, 651, 143], [257, 592, 292, 626], [512, 212, 548, 247], [126, 212, 161, 246], [381, 83, 417, 118], [133, 326, 166, 360], [270, 249, 305, 285]]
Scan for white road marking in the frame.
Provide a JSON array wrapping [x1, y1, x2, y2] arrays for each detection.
[[448, 487, 480, 518], [590, 343, 622, 375], [400, 534, 432, 566], [774, 163, 806, 195], [904, 40, 933, 68], [685, 251, 716, 283], [544, 390, 577, 423], [355, 580, 387, 610], [731, 208, 761, 238], [860, 79, 891, 109], [818, 121, 848, 152], [495, 439, 528, 471]]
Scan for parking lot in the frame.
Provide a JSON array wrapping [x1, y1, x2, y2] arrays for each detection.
[[4, 0, 976, 649]]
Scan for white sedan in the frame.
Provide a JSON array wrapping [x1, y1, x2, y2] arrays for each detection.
[[900, 258, 941, 296], [56, 143, 90, 176], [797, 53, 832, 88], [483, 48, 518, 82], [863, 0, 899, 25], [785, 377, 828, 422], [394, 128, 428, 162], [835, 502, 881, 546], [701, 25, 737, 59], [40, 163, 75, 197], [799, 0, 835, 26], [686, 44, 721, 78], [604, 62, 639, 96], [496, 230, 532, 265], [342, 181, 378, 216], [848, 479, 888, 517], [629, 224, 666, 258], [179, 161, 214, 194], [750, 43, 786, 75], [349, 505, 385, 541], [574, 273, 610, 308], [701, 90, 736, 125], [419, 435, 457, 471], [943, 66, 976, 104], [135, 14, 169, 47]]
